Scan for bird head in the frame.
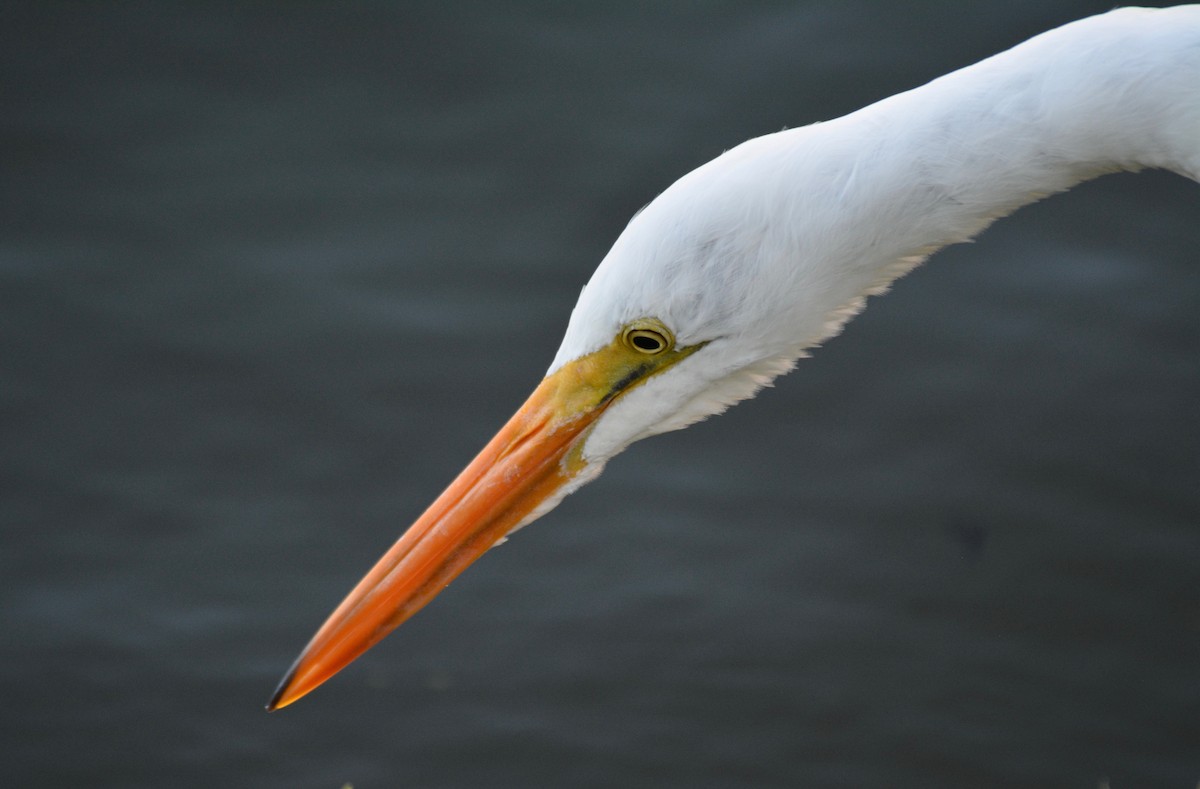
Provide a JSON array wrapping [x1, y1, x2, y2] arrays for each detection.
[[268, 132, 860, 710]]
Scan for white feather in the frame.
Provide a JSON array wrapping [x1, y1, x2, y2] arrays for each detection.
[[544, 6, 1200, 465]]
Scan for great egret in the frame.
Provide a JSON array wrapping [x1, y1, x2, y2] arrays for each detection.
[[268, 5, 1199, 711]]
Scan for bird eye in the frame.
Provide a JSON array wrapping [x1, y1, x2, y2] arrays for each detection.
[[622, 319, 673, 355]]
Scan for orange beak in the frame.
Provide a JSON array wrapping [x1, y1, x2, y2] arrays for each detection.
[[268, 325, 701, 711], [266, 327, 706, 711], [265, 369, 602, 710]]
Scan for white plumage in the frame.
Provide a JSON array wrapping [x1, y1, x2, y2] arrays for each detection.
[[565, 5, 1199, 466], [270, 5, 1199, 710]]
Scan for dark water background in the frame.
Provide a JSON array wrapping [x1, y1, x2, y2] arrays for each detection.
[[3, 2, 1197, 787]]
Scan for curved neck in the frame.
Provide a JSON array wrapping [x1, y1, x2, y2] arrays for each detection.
[[744, 6, 1200, 355], [836, 7, 1199, 257], [552, 7, 1199, 376]]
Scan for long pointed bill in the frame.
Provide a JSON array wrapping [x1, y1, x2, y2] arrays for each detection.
[[265, 326, 700, 705], [266, 370, 597, 710], [268, 325, 701, 711]]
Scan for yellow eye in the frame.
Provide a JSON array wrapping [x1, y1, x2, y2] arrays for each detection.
[[622, 319, 673, 355]]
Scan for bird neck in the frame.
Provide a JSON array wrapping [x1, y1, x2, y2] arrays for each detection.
[[835, 7, 1199, 258], [551, 7, 1199, 384], [758, 6, 1200, 355]]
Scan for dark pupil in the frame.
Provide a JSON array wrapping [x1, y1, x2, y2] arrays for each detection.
[[632, 333, 662, 352]]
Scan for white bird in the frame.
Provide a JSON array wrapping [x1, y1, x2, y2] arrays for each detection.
[[268, 5, 1199, 710]]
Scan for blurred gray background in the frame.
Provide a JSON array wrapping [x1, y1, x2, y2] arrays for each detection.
[[2, 2, 1197, 787]]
